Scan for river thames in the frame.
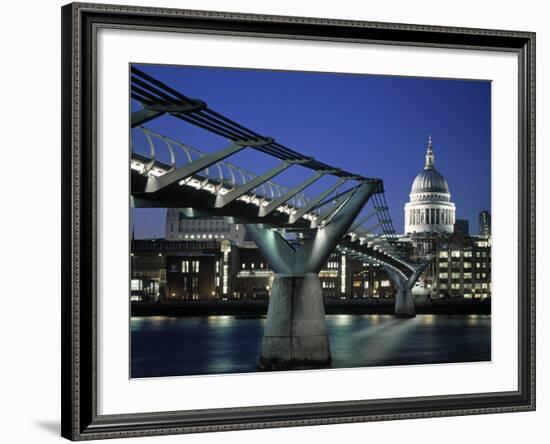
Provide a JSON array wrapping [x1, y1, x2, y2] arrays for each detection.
[[131, 314, 491, 378]]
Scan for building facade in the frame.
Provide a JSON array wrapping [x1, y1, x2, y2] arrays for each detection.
[[131, 239, 235, 302], [434, 234, 491, 299], [165, 209, 247, 246]]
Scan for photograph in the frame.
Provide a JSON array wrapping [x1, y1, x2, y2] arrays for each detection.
[[129, 64, 492, 378]]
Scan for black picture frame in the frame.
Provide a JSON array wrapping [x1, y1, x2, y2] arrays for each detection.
[[61, 2, 536, 440]]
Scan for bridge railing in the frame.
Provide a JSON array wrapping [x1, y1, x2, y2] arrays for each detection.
[[130, 127, 346, 222]]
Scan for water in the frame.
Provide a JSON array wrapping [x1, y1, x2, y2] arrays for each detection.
[[131, 314, 491, 378]]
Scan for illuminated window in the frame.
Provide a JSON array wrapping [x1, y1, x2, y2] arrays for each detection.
[[131, 279, 142, 291], [464, 273, 473, 279], [222, 264, 228, 294], [451, 272, 461, 279], [451, 250, 461, 258], [439, 251, 448, 258], [181, 260, 189, 273], [464, 262, 472, 269], [464, 251, 473, 258], [451, 283, 461, 290], [192, 260, 200, 273], [381, 280, 391, 287], [340, 255, 347, 293], [439, 262, 448, 268], [439, 273, 448, 279], [192, 276, 198, 290]]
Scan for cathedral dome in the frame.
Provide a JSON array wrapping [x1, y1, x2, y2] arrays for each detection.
[[410, 135, 449, 195], [411, 169, 449, 194]]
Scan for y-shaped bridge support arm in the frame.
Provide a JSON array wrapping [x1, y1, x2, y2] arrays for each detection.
[[383, 261, 430, 318], [245, 180, 379, 370]]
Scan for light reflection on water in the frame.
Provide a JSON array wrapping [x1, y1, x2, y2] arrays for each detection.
[[131, 314, 491, 378]]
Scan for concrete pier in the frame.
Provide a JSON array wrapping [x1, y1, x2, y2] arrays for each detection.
[[394, 288, 416, 318], [384, 262, 429, 318], [259, 273, 330, 370], [246, 181, 379, 370]]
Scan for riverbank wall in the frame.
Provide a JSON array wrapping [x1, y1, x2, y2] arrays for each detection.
[[131, 297, 491, 317]]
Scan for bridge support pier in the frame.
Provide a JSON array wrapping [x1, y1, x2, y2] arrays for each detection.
[[259, 273, 330, 370], [246, 180, 379, 370], [394, 288, 416, 318], [383, 262, 430, 318]]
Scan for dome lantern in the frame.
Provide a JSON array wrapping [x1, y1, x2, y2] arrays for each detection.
[[425, 134, 435, 170]]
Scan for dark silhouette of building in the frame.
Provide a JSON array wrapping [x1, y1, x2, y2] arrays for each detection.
[[454, 219, 470, 235], [479, 210, 491, 237]]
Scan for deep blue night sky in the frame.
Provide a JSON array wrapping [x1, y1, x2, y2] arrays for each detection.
[[131, 64, 491, 238]]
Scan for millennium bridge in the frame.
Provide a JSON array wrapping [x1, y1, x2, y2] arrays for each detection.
[[130, 67, 428, 370]]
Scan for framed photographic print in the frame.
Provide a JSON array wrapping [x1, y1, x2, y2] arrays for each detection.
[[61, 2, 536, 440]]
